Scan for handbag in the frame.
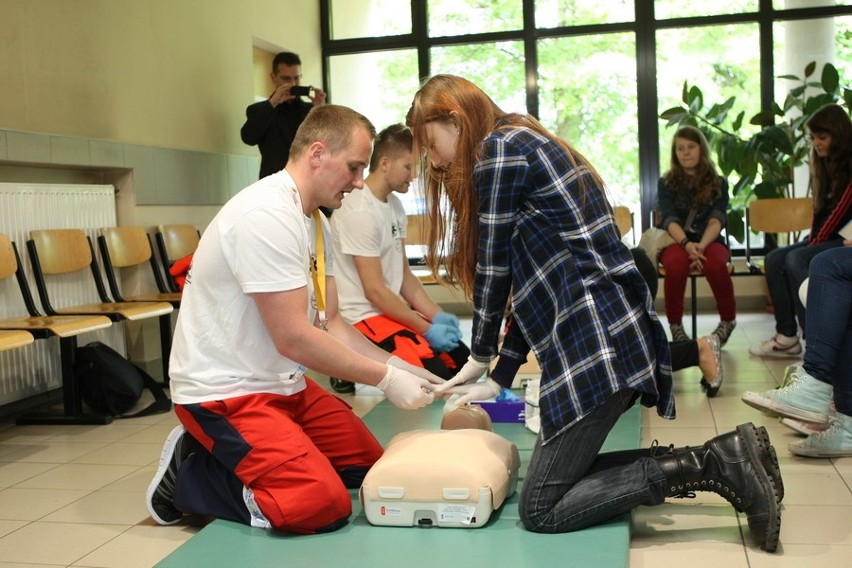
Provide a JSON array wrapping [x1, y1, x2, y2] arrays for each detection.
[[638, 207, 698, 262], [637, 228, 675, 263]]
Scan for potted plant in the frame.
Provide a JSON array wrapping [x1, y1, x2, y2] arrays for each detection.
[[659, 61, 851, 245]]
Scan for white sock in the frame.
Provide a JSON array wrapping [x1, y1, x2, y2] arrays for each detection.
[[776, 334, 798, 346]]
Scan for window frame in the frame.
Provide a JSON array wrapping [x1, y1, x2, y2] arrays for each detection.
[[320, 0, 852, 256]]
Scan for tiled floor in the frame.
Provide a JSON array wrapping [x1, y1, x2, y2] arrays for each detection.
[[0, 311, 849, 567]]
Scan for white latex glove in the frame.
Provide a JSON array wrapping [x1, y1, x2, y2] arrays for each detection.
[[442, 378, 502, 408], [387, 355, 444, 386], [377, 365, 436, 410], [433, 356, 490, 396]]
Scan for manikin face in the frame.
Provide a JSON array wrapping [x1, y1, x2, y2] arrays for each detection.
[[809, 131, 832, 158], [315, 128, 374, 209], [675, 137, 701, 173], [386, 151, 415, 194], [424, 121, 458, 169]]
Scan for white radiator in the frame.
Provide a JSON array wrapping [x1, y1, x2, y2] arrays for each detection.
[[0, 183, 125, 407]]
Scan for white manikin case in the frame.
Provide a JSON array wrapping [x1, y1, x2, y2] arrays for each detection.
[[359, 429, 520, 528]]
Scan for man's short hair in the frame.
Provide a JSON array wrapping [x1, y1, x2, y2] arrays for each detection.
[[290, 105, 376, 160], [272, 51, 301, 71], [369, 124, 413, 170]]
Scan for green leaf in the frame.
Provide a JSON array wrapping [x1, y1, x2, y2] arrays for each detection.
[[844, 88, 852, 112], [659, 107, 687, 120], [776, 74, 800, 81], [727, 210, 745, 244], [732, 110, 744, 131], [681, 81, 689, 104], [761, 125, 794, 155], [687, 86, 703, 111], [804, 61, 816, 78], [753, 181, 786, 200], [732, 175, 752, 196], [750, 110, 773, 125]]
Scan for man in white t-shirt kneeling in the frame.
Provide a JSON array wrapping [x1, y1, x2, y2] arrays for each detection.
[[145, 107, 442, 535], [331, 124, 470, 395]]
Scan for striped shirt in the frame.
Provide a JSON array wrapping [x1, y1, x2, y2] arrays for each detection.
[[470, 125, 675, 443]]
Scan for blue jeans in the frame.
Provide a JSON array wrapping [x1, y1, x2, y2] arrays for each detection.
[[804, 247, 852, 415], [764, 239, 842, 336], [519, 389, 667, 533]]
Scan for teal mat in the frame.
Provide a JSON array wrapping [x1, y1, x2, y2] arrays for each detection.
[[157, 399, 640, 568]]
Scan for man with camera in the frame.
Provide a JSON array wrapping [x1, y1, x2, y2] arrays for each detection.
[[240, 51, 326, 179]]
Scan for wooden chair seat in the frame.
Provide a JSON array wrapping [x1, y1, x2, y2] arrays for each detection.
[[98, 226, 180, 303], [745, 197, 812, 272], [0, 233, 115, 424], [52, 301, 173, 320], [154, 224, 200, 292], [0, 314, 111, 338], [27, 228, 174, 387], [0, 329, 34, 351], [613, 205, 634, 243]]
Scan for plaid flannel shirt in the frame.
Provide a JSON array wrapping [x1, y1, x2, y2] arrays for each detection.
[[470, 125, 675, 443]]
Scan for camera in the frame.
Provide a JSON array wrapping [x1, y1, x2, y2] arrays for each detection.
[[290, 85, 312, 97]]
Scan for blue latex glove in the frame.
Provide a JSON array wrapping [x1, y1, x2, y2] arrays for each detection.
[[423, 322, 461, 352], [496, 388, 522, 402], [432, 311, 461, 331]]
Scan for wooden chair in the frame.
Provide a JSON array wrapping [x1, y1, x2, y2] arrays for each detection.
[[26, 229, 174, 383], [154, 224, 200, 292], [405, 214, 439, 284], [0, 234, 113, 424], [0, 329, 34, 351], [613, 205, 634, 243], [98, 226, 181, 307], [745, 197, 812, 273], [652, 210, 734, 339]]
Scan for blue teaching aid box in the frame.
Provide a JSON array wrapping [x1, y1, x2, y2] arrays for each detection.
[[473, 389, 525, 423]]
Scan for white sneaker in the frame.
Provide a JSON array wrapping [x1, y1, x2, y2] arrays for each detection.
[[741, 368, 832, 423], [749, 334, 803, 358], [789, 412, 852, 457]]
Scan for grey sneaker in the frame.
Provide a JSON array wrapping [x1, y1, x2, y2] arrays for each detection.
[[699, 334, 723, 397], [146, 425, 199, 525], [712, 320, 736, 347], [670, 323, 690, 343]]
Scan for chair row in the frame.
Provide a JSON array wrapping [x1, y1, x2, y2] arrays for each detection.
[[0, 224, 200, 425]]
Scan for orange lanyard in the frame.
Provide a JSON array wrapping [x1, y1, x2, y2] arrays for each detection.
[[310, 210, 326, 311]]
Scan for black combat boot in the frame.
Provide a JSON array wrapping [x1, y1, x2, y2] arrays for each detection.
[[655, 423, 781, 552], [662, 425, 784, 504]]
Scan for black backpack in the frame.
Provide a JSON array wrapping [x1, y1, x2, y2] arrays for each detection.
[[75, 341, 172, 418]]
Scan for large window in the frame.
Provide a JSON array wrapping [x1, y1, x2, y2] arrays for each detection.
[[538, 33, 638, 211], [430, 41, 527, 113], [656, 23, 762, 174], [327, 50, 420, 134], [320, 0, 852, 235], [427, 0, 523, 36]]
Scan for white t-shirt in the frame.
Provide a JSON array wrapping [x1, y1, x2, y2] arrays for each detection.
[[331, 185, 407, 324], [169, 170, 334, 404]]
